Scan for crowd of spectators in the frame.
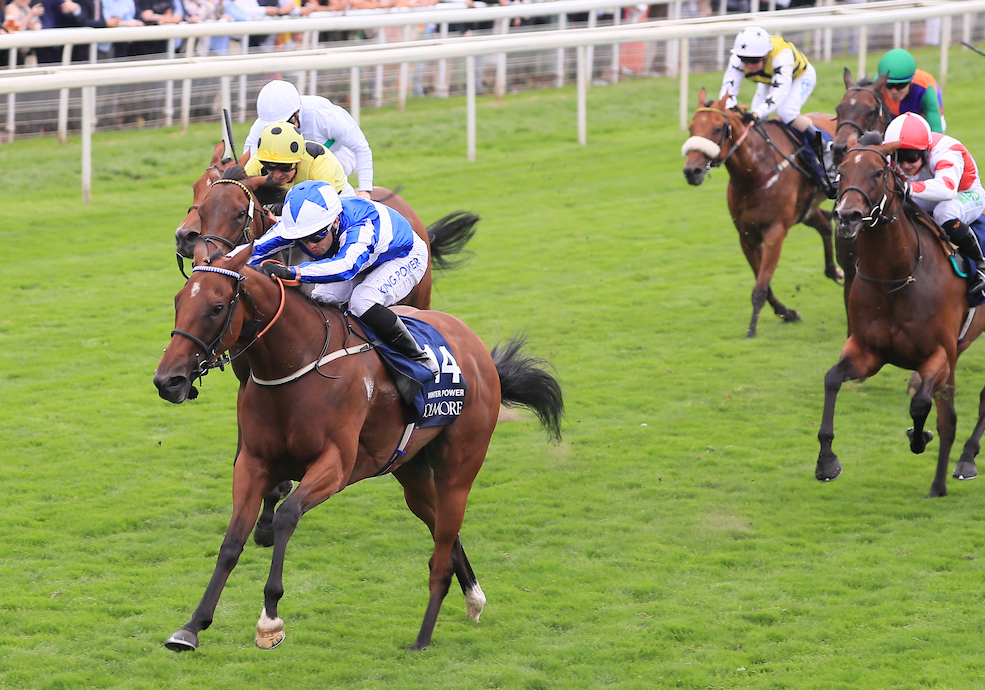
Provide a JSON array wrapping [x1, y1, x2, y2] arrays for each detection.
[[0, 0, 455, 66]]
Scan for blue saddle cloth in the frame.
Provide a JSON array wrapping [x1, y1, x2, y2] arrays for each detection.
[[354, 314, 467, 429]]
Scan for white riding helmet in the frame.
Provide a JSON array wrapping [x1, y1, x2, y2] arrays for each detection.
[[731, 26, 772, 59], [256, 80, 302, 125], [279, 181, 343, 240]]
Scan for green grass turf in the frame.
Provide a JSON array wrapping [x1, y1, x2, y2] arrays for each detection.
[[3, 45, 985, 688]]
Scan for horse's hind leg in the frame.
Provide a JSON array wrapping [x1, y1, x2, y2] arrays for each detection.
[[910, 351, 953, 497], [806, 208, 845, 284], [954, 384, 985, 480], [392, 456, 485, 621]]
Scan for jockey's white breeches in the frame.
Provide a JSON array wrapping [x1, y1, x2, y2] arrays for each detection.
[[916, 183, 985, 226], [310, 232, 428, 316]]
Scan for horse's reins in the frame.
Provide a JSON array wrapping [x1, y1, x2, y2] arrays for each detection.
[[172, 264, 374, 387], [839, 146, 921, 292]]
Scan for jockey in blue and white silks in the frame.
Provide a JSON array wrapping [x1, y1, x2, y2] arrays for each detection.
[[250, 180, 438, 377]]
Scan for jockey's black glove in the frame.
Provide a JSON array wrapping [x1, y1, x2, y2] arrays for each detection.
[[258, 263, 297, 281], [741, 111, 758, 125]]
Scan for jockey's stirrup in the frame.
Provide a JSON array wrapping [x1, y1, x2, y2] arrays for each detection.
[[945, 219, 985, 295], [361, 303, 440, 377]]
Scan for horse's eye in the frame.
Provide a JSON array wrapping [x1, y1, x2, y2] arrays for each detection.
[[212, 304, 224, 315]]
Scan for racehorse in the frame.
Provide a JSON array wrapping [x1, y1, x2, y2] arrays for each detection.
[[153, 246, 564, 652], [175, 142, 476, 289], [682, 89, 842, 338], [816, 139, 985, 497], [180, 164, 479, 546]]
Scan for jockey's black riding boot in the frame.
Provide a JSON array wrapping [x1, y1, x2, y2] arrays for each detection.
[[360, 303, 440, 378], [944, 219, 985, 295], [804, 124, 836, 200]]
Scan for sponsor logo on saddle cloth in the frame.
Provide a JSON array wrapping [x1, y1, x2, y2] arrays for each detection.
[[357, 315, 467, 429]]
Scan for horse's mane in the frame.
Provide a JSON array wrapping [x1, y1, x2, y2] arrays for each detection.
[[855, 77, 876, 87], [218, 164, 286, 207], [858, 131, 884, 146], [221, 165, 247, 181]]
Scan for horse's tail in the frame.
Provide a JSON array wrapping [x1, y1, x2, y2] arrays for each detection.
[[491, 336, 564, 443], [427, 211, 479, 271]]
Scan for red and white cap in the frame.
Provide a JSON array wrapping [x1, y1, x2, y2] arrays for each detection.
[[884, 112, 932, 151]]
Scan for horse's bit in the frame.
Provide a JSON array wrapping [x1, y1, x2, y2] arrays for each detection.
[[836, 146, 906, 228]]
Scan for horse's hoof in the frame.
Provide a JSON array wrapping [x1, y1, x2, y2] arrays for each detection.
[[253, 525, 274, 548], [827, 266, 845, 285], [783, 309, 802, 323], [255, 608, 285, 650], [907, 428, 933, 454], [953, 462, 978, 480], [815, 461, 842, 482], [164, 629, 199, 652]]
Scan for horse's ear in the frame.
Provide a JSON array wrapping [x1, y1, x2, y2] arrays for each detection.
[[874, 72, 889, 91], [192, 241, 211, 266], [237, 150, 252, 168], [228, 243, 253, 272], [697, 87, 706, 107], [210, 140, 226, 166], [843, 67, 854, 88], [881, 141, 903, 156]]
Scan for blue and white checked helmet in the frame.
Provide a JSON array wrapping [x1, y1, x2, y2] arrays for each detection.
[[279, 181, 343, 240]]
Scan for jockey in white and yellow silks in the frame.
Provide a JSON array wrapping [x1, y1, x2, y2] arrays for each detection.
[[719, 26, 835, 199]]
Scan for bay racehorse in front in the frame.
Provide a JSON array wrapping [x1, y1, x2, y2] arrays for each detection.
[[817, 139, 985, 497], [153, 245, 564, 652], [179, 165, 480, 546], [682, 89, 842, 338]]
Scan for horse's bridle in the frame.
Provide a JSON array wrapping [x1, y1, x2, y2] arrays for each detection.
[[693, 107, 753, 169], [171, 266, 249, 381], [178, 177, 272, 279], [836, 146, 906, 228], [835, 85, 891, 141], [838, 146, 922, 291]]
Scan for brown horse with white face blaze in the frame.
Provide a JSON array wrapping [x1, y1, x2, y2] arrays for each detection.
[[683, 89, 842, 338], [818, 141, 985, 497], [153, 247, 563, 652]]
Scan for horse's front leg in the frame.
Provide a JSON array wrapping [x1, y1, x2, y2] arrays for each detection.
[[256, 444, 349, 649], [165, 452, 269, 652], [955, 384, 985, 481], [817, 341, 880, 482]]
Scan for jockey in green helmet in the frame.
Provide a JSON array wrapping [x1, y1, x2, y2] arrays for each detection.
[[877, 48, 946, 133]]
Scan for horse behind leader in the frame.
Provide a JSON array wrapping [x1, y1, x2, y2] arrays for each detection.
[[153, 246, 564, 652], [682, 89, 842, 338], [817, 139, 985, 497]]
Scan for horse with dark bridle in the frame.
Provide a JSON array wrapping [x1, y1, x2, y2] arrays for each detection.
[[178, 161, 479, 546], [817, 138, 985, 497], [153, 243, 563, 652], [682, 89, 842, 338], [832, 70, 891, 167], [175, 141, 477, 288]]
